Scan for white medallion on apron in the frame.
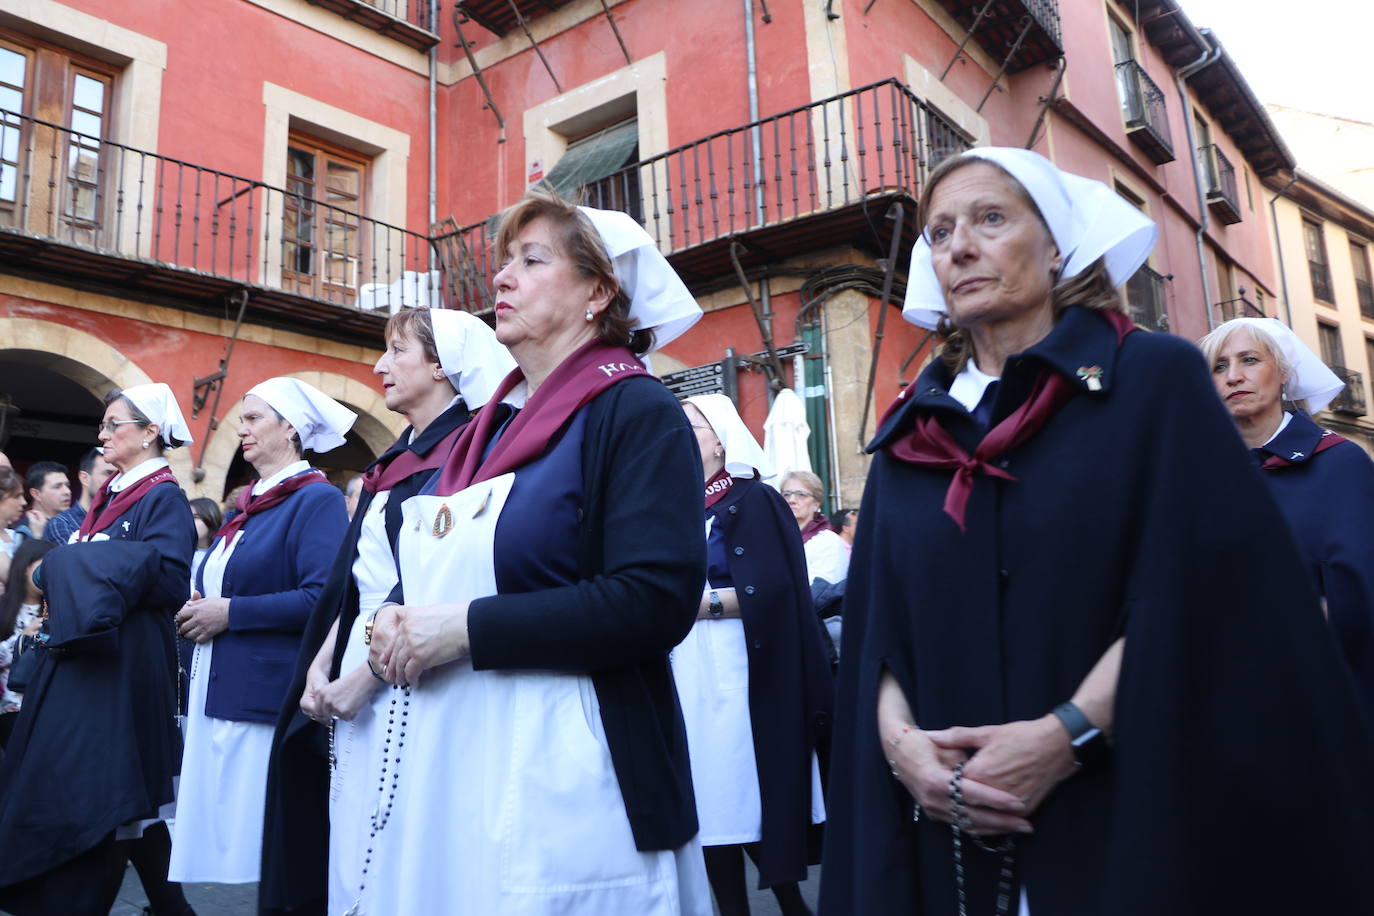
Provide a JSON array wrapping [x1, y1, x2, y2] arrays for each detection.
[[338, 474, 708, 916]]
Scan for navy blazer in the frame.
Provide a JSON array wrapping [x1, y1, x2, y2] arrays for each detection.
[[196, 475, 347, 723], [1255, 411, 1374, 724]]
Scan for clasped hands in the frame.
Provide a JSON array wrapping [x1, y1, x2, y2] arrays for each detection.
[[175, 590, 230, 644], [365, 601, 471, 688], [886, 717, 1079, 836]]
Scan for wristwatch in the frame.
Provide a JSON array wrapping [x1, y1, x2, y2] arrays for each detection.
[[1051, 701, 1108, 767], [707, 590, 724, 619]]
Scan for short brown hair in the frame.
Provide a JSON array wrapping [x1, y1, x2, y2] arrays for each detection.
[[918, 155, 1124, 374], [493, 186, 654, 353], [0, 468, 19, 499], [783, 470, 825, 502], [383, 307, 440, 363]]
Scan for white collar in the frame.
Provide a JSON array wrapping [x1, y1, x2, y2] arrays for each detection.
[[109, 457, 170, 492], [949, 362, 1000, 413], [1261, 411, 1294, 448], [252, 459, 311, 496]]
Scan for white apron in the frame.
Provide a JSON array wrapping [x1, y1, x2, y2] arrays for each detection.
[[337, 474, 709, 916], [671, 521, 825, 846], [329, 490, 402, 915], [169, 529, 274, 883]]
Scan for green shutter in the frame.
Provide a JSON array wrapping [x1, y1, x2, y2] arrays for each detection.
[[543, 119, 639, 201]]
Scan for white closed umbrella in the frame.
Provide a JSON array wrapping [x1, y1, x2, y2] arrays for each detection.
[[762, 388, 812, 492]]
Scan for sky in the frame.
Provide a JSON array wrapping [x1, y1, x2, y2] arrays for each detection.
[[1171, 0, 1371, 123]]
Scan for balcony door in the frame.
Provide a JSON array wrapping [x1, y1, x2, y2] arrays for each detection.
[[281, 137, 367, 305], [0, 34, 113, 241]]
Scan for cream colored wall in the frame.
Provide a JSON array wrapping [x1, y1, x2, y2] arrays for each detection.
[[1271, 194, 1374, 451]]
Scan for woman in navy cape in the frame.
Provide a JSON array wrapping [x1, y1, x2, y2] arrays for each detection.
[[818, 148, 1374, 915], [0, 383, 195, 915], [675, 393, 832, 915], [1201, 316, 1374, 724], [259, 306, 513, 916]]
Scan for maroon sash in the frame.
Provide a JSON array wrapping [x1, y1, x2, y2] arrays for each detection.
[[1261, 428, 1348, 470], [434, 340, 652, 496], [76, 468, 180, 540], [883, 308, 1135, 533], [704, 468, 734, 509], [800, 514, 836, 544], [216, 469, 328, 543], [361, 424, 466, 494]]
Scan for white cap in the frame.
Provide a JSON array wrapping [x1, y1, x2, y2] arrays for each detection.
[[245, 377, 357, 453], [903, 147, 1158, 329], [1208, 317, 1346, 414], [685, 393, 773, 480], [577, 206, 703, 352], [121, 382, 193, 447], [428, 309, 516, 409]]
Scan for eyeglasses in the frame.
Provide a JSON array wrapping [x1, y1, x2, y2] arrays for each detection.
[[96, 419, 144, 435], [781, 489, 816, 500]]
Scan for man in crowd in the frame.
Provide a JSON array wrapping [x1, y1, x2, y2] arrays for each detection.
[[18, 460, 72, 541], [44, 448, 116, 545]]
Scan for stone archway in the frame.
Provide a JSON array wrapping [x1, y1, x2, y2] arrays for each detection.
[[0, 317, 198, 480], [197, 370, 403, 500]]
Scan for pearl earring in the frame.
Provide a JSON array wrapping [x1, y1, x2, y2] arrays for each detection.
[[142, 440, 150, 449], [714, 447, 724, 458], [585, 308, 595, 322], [433, 368, 444, 380]]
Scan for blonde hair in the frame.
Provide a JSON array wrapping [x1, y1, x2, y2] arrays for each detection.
[[783, 470, 824, 502], [1197, 320, 1293, 384], [918, 155, 1125, 375]]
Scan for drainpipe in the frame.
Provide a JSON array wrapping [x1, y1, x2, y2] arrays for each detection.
[[744, 0, 765, 223], [429, 0, 439, 229], [1175, 39, 1223, 330], [1268, 175, 1299, 325]]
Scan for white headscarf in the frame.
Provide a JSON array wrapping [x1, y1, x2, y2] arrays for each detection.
[[121, 382, 193, 447], [577, 206, 702, 352], [685, 393, 773, 480], [903, 147, 1158, 329], [1209, 317, 1345, 414], [428, 309, 515, 409], [245, 378, 357, 453]]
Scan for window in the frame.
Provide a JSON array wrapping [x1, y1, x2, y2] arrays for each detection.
[[1318, 322, 1344, 369], [542, 118, 641, 221], [1365, 337, 1374, 387], [1351, 239, 1373, 320], [1304, 219, 1333, 303], [0, 32, 114, 236], [281, 135, 367, 305]]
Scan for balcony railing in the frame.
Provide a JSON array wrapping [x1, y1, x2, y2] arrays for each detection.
[[1125, 264, 1166, 330], [1357, 278, 1373, 320], [928, 0, 1063, 72], [1329, 366, 1367, 416], [1200, 143, 1242, 225], [1310, 261, 1334, 303], [0, 108, 438, 313], [435, 78, 972, 312], [1115, 60, 1174, 164]]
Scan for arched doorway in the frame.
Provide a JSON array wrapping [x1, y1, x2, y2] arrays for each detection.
[[0, 317, 161, 490]]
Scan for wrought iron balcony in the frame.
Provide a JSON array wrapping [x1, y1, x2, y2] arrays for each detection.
[[310, 0, 439, 49], [928, 0, 1063, 72], [0, 109, 435, 343], [1115, 60, 1174, 164], [1125, 264, 1166, 330], [1357, 278, 1374, 320], [1329, 366, 1366, 416], [434, 78, 971, 313], [1199, 143, 1242, 225]]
